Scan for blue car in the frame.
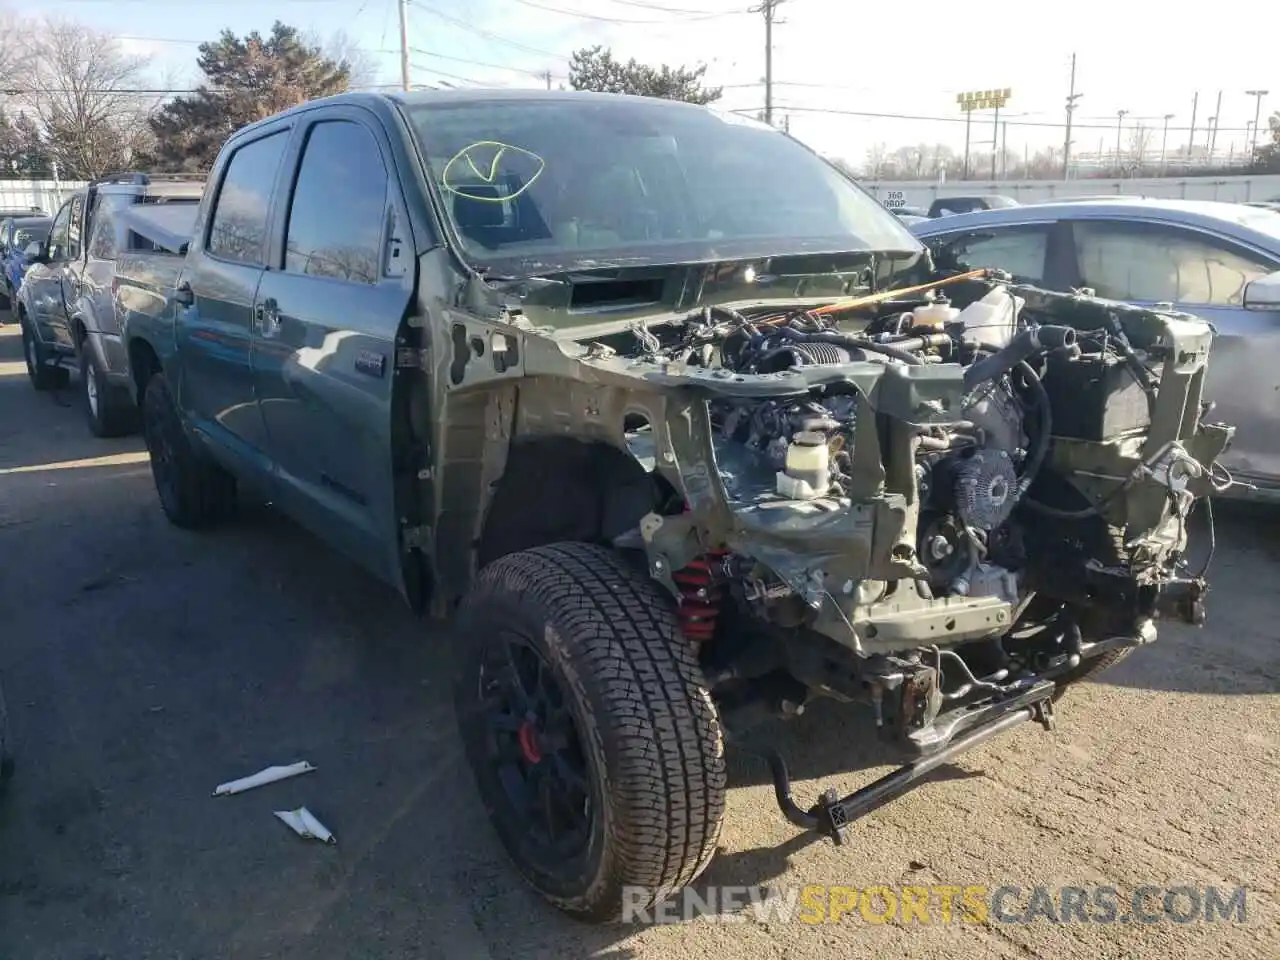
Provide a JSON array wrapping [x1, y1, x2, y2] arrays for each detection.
[[0, 215, 53, 317]]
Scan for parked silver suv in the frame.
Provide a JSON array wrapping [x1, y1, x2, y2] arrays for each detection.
[[17, 173, 205, 436]]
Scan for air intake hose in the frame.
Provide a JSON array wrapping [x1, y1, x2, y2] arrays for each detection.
[[962, 325, 1076, 392]]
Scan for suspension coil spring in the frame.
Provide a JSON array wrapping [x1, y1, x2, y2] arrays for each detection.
[[672, 551, 728, 643]]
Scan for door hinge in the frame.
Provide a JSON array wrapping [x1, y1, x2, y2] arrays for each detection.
[[402, 524, 432, 551], [396, 347, 430, 371]]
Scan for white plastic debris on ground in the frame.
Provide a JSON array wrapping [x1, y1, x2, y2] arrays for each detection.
[[212, 760, 316, 797], [274, 807, 336, 844]]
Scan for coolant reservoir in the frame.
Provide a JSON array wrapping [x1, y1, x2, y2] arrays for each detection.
[[910, 299, 960, 329], [956, 287, 1025, 348], [777, 431, 830, 500]]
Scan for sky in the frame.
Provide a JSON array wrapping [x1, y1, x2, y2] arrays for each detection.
[[41, 0, 1279, 170]]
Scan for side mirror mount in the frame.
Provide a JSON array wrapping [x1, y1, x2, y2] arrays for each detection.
[[1242, 270, 1280, 311]]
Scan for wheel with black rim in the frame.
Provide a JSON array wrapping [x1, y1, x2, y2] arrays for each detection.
[[455, 541, 727, 922], [79, 346, 138, 437], [20, 314, 68, 391], [141, 371, 236, 528]]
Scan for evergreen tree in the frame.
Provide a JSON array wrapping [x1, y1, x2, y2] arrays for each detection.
[[568, 46, 722, 105], [149, 21, 350, 171]]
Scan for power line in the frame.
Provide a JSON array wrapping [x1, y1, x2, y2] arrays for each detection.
[[742, 104, 1258, 134], [407, 0, 570, 60], [404, 47, 566, 80], [606, 0, 740, 12], [510, 0, 742, 21]]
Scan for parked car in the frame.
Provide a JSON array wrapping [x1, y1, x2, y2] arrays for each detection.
[[116, 89, 1229, 922], [927, 194, 1019, 218], [0, 215, 52, 313], [887, 204, 928, 219], [16, 172, 205, 436], [910, 198, 1280, 497]]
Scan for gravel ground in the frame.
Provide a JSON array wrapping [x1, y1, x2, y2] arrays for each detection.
[[0, 320, 1276, 960]]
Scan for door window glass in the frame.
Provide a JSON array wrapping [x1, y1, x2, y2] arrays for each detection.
[[66, 195, 84, 260], [1073, 220, 1273, 305], [284, 120, 388, 285], [47, 202, 72, 260], [932, 225, 1050, 283], [207, 129, 289, 266]]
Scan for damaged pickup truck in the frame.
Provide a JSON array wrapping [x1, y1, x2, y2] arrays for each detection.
[[116, 89, 1234, 922]]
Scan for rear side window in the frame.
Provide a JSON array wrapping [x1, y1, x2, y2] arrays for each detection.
[[284, 120, 388, 284], [1073, 220, 1273, 306], [207, 130, 289, 266]]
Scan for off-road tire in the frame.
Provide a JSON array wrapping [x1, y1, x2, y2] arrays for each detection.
[[80, 346, 138, 438], [141, 371, 236, 528], [456, 541, 727, 922], [1051, 648, 1134, 702], [20, 314, 69, 391]]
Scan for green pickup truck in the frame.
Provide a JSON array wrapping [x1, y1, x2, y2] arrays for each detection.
[[116, 89, 1233, 922]]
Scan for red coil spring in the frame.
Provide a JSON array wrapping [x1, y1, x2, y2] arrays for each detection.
[[672, 551, 728, 643]]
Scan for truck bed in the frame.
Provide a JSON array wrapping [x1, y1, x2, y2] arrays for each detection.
[[114, 202, 200, 350]]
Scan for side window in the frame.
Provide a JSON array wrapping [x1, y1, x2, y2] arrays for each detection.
[[88, 195, 125, 260], [284, 120, 388, 284], [934, 225, 1051, 283], [48, 202, 72, 260], [1073, 221, 1274, 306], [208, 129, 290, 266], [66, 195, 84, 260]]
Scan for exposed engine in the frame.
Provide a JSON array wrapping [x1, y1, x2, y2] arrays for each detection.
[[627, 285, 1094, 612]]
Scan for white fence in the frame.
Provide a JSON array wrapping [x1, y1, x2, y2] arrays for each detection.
[[0, 179, 88, 216], [860, 175, 1280, 210]]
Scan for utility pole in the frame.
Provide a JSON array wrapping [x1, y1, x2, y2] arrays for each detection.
[[543, 69, 552, 90], [1246, 89, 1269, 157], [751, 0, 787, 126], [398, 0, 411, 92], [1160, 113, 1174, 175], [1115, 109, 1127, 170], [1188, 91, 1199, 163], [1000, 121, 1007, 178], [1062, 52, 1081, 180], [1209, 89, 1223, 161]]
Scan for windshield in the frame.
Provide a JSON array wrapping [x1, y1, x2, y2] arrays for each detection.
[[404, 96, 919, 271]]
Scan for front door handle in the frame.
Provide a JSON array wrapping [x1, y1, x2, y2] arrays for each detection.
[[256, 298, 281, 337]]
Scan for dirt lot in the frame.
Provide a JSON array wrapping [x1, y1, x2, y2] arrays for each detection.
[[0, 319, 1277, 960]]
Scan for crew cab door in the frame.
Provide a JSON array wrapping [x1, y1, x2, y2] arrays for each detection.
[[176, 127, 291, 478], [252, 109, 415, 583], [24, 198, 75, 347]]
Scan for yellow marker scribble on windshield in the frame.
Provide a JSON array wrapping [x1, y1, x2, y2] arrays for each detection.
[[441, 141, 546, 202]]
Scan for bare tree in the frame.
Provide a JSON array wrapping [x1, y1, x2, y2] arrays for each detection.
[[306, 28, 380, 90], [863, 142, 889, 178], [1128, 123, 1154, 165], [21, 18, 159, 179]]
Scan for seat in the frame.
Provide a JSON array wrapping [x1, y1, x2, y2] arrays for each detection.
[[451, 188, 506, 250]]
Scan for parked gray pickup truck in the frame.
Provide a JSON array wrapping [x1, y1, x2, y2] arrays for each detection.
[[17, 172, 205, 436], [117, 89, 1234, 922]]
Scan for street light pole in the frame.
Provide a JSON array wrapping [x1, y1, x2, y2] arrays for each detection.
[[1246, 89, 1269, 158], [1115, 109, 1128, 170], [1062, 52, 1081, 180], [1160, 113, 1174, 175]]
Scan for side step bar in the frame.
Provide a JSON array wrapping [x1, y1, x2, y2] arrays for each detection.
[[764, 680, 1057, 844]]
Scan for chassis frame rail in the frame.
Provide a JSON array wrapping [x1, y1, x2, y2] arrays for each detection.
[[764, 680, 1057, 843]]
